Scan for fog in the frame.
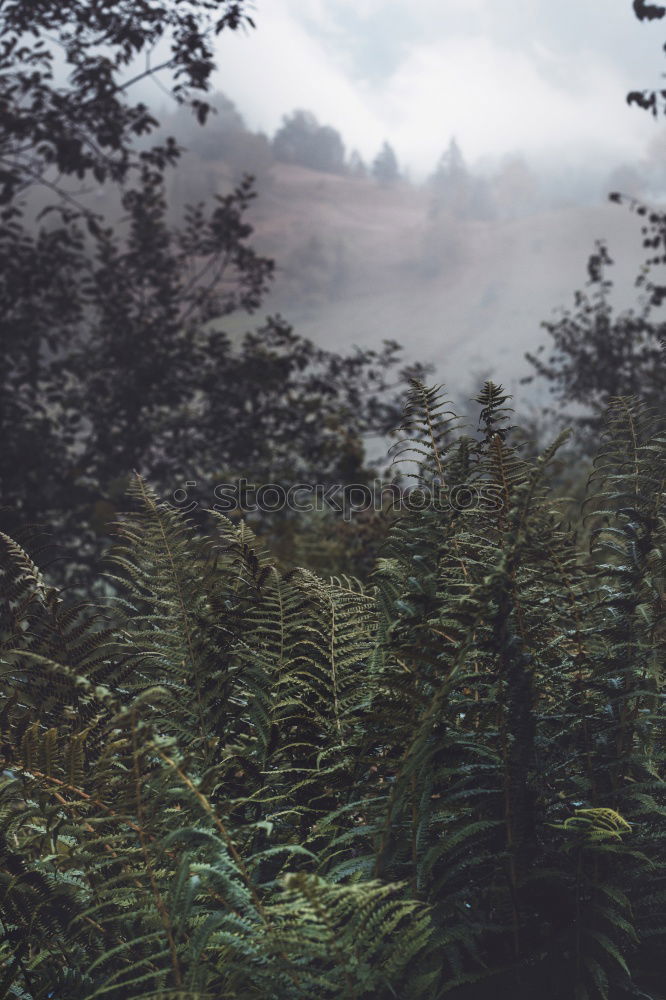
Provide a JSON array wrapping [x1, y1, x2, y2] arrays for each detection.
[[155, 94, 665, 419], [213, 0, 664, 174], [42, 0, 666, 414], [156, 0, 662, 414]]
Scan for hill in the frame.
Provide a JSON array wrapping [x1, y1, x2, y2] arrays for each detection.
[[183, 159, 651, 411]]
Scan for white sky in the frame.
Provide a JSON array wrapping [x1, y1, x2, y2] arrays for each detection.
[[212, 0, 666, 177]]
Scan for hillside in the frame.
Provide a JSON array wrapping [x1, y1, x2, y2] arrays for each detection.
[[190, 160, 652, 410]]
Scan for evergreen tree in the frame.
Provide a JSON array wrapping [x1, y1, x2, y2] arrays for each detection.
[[431, 138, 467, 188], [428, 138, 494, 221], [348, 149, 368, 178], [371, 141, 400, 185]]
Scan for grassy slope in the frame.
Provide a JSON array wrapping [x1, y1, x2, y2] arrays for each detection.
[[228, 162, 649, 407]]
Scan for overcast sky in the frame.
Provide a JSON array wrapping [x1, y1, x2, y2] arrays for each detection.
[[212, 0, 666, 177]]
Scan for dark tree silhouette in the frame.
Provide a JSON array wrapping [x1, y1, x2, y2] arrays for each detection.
[[523, 3, 666, 440], [0, 0, 254, 202], [523, 217, 666, 439], [0, 1, 417, 584]]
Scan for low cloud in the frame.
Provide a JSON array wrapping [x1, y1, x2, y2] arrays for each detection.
[[214, 1, 385, 155], [377, 37, 651, 170], [214, 0, 664, 176]]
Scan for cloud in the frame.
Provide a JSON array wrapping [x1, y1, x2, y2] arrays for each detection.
[[376, 36, 652, 169], [214, 0, 385, 154], [213, 0, 664, 176]]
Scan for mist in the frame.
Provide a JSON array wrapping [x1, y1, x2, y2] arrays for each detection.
[[151, 83, 666, 418]]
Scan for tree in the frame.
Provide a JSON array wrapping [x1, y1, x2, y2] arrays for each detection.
[[0, 2, 417, 585], [1, 173, 271, 569], [419, 139, 471, 276], [161, 91, 248, 163], [160, 92, 275, 191], [523, 0, 666, 438], [428, 139, 495, 221], [522, 2, 666, 438], [522, 227, 666, 440], [430, 138, 466, 189], [1, 172, 414, 583], [371, 141, 400, 185], [348, 149, 367, 178], [0, 0, 253, 203], [272, 110, 346, 174]]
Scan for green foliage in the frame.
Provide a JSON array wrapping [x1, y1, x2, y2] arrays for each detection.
[[0, 382, 665, 998], [524, 234, 666, 441]]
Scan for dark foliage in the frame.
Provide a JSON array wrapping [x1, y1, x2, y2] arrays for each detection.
[[0, 0, 253, 201], [0, 0, 421, 586], [524, 1, 666, 440], [0, 382, 664, 997], [628, 1, 666, 114], [0, 166, 413, 583], [523, 201, 666, 441]]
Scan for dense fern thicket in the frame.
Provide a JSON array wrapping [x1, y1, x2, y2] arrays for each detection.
[[0, 382, 664, 999]]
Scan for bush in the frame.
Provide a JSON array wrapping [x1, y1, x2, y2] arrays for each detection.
[[0, 381, 664, 998]]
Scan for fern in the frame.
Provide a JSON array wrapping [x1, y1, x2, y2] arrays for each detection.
[[0, 383, 665, 998]]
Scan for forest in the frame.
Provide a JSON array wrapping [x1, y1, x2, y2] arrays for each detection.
[[1, 1, 665, 997]]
